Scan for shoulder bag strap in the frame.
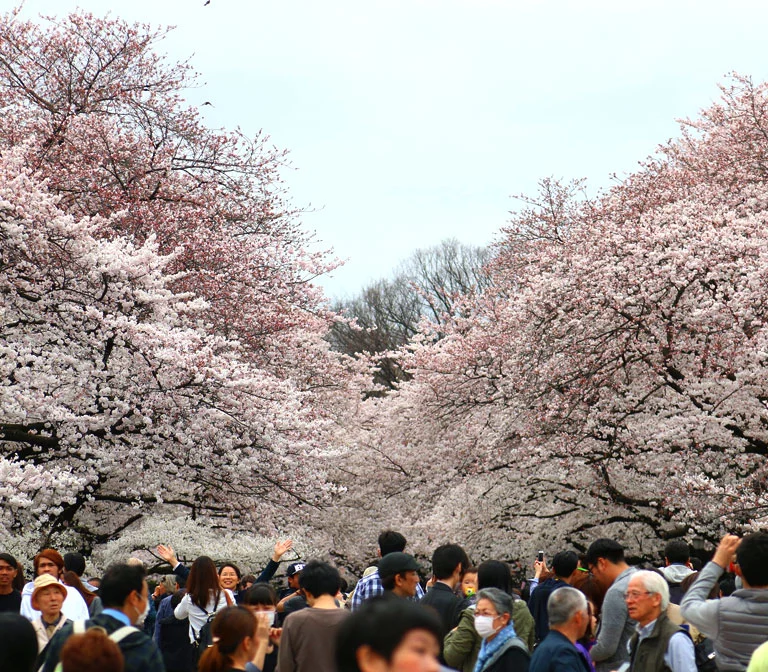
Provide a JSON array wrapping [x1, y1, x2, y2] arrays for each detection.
[[110, 625, 140, 643]]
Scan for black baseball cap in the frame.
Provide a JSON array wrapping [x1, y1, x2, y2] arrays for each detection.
[[286, 562, 306, 577], [378, 552, 420, 578]]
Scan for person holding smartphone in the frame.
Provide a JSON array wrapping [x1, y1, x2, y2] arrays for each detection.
[[528, 552, 580, 644]]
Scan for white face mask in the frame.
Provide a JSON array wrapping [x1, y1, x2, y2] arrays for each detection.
[[263, 610, 276, 627], [135, 595, 150, 627], [474, 614, 499, 639]]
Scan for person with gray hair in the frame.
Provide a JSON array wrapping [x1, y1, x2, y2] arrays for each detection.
[[625, 570, 695, 672], [529, 587, 591, 672], [472, 588, 530, 672]]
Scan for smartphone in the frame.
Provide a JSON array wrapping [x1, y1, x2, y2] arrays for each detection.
[[537, 550, 544, 562]]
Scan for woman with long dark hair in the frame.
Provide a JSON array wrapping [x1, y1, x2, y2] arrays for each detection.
[[174, 556, 234, 649], [61, 571, 100, 614]]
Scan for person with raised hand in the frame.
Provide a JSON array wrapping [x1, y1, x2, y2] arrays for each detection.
[[174, 555, 235, 656], [157, 539, 295, 603], [681, 533, 768, 671]]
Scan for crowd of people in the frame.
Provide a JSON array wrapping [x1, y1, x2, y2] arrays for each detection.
[[1, 530, 768, 672]]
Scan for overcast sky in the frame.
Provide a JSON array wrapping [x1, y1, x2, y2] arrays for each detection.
[[16, 1, 768, 298]]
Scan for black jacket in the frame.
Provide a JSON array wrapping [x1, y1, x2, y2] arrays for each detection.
[[477, 639, 530, 672], [420, 582, 470, 640], [528, 578, 569, 642]]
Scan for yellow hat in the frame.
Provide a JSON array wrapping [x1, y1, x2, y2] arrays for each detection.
[[31, 574, 67, 610]]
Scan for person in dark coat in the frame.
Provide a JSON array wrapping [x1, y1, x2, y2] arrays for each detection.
[[154, 582, 195, 672], [528, 551, 579, 643], [420, 544, 470, 647], [0, 612, 38, 672], [473, 588, 530, 672], [529, 587, 591, 672], [41, 563, 164, 672]]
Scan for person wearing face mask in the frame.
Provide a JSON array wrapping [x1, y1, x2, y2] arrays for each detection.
[[444, 561, 535, 672], [241, 583, 282, 672], [199, 606, 263, 672], [472, 588, 530, 672], [39, 562, 164, 672]]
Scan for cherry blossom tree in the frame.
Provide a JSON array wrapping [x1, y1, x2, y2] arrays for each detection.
[[338, 75, 768, 565], [0, 10, 359, 555]]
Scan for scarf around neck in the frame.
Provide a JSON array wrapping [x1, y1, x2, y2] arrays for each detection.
[[473, 623, 517, 672]]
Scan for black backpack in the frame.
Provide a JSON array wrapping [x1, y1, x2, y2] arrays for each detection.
[[694, 637, 717, 672], [192, 591, 233, 659]]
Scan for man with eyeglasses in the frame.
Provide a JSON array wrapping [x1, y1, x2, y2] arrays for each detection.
[[585, 538, 637, 672], [624, 570, 696, 672]]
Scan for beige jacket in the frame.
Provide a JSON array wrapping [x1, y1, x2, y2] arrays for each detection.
[[32, 615, 70, 653]]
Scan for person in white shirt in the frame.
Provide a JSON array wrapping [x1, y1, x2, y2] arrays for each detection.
[[173, 555, 235, 645], [20, 549, 89, 622]]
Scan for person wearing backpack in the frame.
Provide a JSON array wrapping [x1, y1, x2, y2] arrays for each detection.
[[40, 562, 164, 672], [174, 555, 235, 658]]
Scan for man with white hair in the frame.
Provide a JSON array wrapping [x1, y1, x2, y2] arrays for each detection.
[[625, 570, 696, 672], [529, 587, 591, 672]]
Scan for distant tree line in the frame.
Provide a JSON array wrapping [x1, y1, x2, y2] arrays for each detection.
[[328, 239, 493, 390]]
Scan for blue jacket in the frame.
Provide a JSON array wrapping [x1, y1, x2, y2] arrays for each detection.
[[530, 630, 591, 672]]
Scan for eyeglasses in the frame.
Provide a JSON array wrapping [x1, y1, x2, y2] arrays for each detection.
[[624, 590, 653, 600]]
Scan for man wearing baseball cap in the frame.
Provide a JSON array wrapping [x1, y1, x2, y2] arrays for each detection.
[[285, 563, 305, 591], [379, 552, 422, 599], [20, 549, 89, 622], [349, 530, 426, 610], [278, 562, 308, 622], [30, 574, 70, 654]]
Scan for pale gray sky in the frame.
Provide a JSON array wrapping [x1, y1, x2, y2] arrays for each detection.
[[16, 1, 768, 298]]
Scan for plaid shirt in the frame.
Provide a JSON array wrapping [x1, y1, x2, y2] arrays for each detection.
[[349, 568, 425, 611]]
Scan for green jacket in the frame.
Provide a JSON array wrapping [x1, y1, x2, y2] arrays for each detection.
[[444, 599, 535, 672]]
